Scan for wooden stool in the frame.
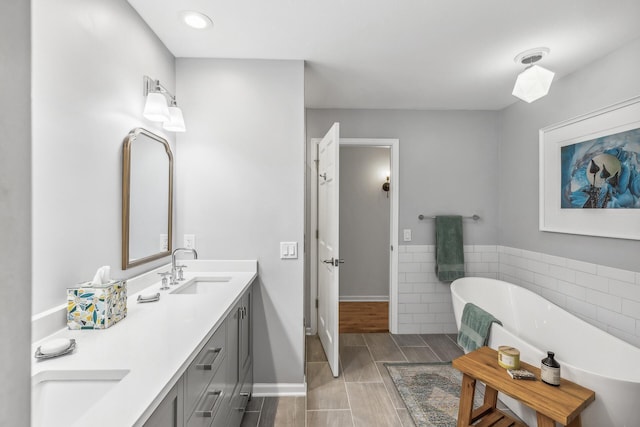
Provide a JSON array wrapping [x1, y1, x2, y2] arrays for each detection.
[[452, 347, 595, 427]]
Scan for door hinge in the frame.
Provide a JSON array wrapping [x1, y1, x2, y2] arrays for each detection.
[[391, 245, 394, 251], [315, 298, 318, 308], [316, 229, 319, 239]]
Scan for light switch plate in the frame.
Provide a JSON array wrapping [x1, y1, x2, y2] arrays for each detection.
[[160, 234, 168, 251], [184, 234, 196, 249], [280, 242, 298, 259], [403, 229, 412, 241]]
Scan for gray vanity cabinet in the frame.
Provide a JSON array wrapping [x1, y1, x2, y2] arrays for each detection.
[[143, 379, 183, 427], [143, 283, 253, 427], [226, 287, 253, 426]]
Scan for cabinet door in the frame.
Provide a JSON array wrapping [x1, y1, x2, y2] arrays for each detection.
[[144, 379, 183, 427], [239, 290, 252, 378], [227, 300, 240, 395]]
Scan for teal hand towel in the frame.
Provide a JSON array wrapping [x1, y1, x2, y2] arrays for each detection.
[[457, 303, 502, 352], [435, 215, 465, 282]]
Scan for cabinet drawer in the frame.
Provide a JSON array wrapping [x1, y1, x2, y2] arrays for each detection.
[[184, 324, 226, 416], [186, 358, 228, 427], [229, 368, 252, 426]]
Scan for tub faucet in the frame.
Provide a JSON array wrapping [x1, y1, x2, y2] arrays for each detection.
[[171, 248, 198, 285]]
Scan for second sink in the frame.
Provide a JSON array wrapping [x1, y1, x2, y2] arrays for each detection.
[[171, 276, 231, 294]]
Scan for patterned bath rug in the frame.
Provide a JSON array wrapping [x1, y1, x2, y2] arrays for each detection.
[[385, 362, 484, 427]]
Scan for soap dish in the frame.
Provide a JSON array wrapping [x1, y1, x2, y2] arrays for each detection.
[[35, 338, 76, 360], [137, 292, 160, 303]]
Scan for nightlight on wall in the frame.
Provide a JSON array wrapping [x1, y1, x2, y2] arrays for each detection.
[[143, 76, 186, 132], [512, 48, 555, 103]]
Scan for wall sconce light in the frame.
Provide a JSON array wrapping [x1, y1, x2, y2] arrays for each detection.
[[382, 176, 390, 198], [143, 76, 186, 132], [163, 97, 186, 132], [512, 48, 555, 103]]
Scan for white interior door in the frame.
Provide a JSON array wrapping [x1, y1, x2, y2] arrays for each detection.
[[317, 123, 340, 377]]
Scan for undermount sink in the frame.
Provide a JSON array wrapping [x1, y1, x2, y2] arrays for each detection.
[[32, 369, 129, 427], [171, 276, 232, 294]]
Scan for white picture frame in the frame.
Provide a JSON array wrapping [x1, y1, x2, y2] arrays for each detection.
[[539, 95, 640, 240]]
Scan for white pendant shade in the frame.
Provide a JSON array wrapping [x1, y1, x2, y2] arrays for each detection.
[[143, 92, 170, 122], [512, 65, 555, 103], [163, 106, 186, 132]]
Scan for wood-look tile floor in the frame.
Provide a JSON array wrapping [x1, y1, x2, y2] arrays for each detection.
[[241, 333, 471, 427]]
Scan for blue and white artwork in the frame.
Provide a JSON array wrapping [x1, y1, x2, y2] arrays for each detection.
[[561, 127, 640, 209]]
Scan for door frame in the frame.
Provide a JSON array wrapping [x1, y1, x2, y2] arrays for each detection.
[[308, 137, 400, 335]]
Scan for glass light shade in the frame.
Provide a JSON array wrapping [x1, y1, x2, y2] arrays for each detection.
[[143, 92, 170, 122], [163, 106, 186, 132], [512, 65, 555, 103]]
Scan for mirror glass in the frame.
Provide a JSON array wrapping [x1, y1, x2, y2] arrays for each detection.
[[122, 128, 173, 269]]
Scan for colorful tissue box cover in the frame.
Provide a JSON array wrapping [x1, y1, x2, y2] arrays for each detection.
[[67, 280, 127, 329]]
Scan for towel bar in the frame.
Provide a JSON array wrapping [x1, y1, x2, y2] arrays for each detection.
[[418, 214, 480, 221]]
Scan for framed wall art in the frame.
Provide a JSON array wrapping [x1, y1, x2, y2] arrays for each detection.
[[539, 95, 640, 240]]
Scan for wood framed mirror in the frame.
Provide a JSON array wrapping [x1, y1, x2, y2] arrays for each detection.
[[122, 128, 173, 269]]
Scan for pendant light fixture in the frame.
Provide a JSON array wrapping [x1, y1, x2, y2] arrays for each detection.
[[512, 48, 555, 103]]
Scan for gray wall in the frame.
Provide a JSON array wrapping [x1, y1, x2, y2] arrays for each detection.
[[499, 36, 640, 272], [306, 109, 500, 327], [31, 0, 176, 313], [0, 2, 31, 425], [307, 109, 500, 246], [339, 146, 390, 299], [175, 59, 305, 387]]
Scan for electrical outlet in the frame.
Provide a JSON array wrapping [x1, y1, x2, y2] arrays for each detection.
[[184, 234, 196, 249], [403, 229, 412, 242], [160, 234, 168, 251]]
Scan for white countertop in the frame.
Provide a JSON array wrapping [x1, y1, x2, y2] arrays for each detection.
[[31, 260, 257, 427]]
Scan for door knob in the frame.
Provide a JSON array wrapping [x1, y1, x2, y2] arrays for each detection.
[[322, 259, 333, 264], [322, 258, 344, 267]]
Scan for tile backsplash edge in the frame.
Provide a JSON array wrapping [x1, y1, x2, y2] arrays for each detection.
[[397, 244, 640, 347]]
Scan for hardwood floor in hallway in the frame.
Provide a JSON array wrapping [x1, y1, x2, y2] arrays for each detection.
[[240, 332, 465, 427], [339, 302, 389, 333]]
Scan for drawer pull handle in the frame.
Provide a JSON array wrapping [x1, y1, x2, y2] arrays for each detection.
[[196, 347, 222, 370], [195, 390, 223, 418], [238, 392, 251, 412]]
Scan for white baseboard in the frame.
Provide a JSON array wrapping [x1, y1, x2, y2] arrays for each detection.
[[339, 295, 389, 302], [252, 382, 307, 397]]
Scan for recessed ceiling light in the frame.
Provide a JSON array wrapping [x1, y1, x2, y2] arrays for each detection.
[[180, 11, 213, 30]]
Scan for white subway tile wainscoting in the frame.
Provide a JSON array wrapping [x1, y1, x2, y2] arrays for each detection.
[[397, 245, 499, 334], [397, 245, 640, 347], [499, 246, 640, 347]]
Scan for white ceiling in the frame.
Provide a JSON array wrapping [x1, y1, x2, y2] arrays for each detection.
[[127, 0, 640, 110]]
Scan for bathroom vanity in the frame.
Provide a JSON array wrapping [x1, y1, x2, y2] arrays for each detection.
[[31, 260, 257, 427]]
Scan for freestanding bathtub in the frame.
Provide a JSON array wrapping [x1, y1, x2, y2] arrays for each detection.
[[451, 277, 640, 427]]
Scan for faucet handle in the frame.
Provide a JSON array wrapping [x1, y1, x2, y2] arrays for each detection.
[[176, 265, 187, 281], [157, 272, 171, 290]]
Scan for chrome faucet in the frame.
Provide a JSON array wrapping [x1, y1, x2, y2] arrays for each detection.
[[171, 248, 198, 285]]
